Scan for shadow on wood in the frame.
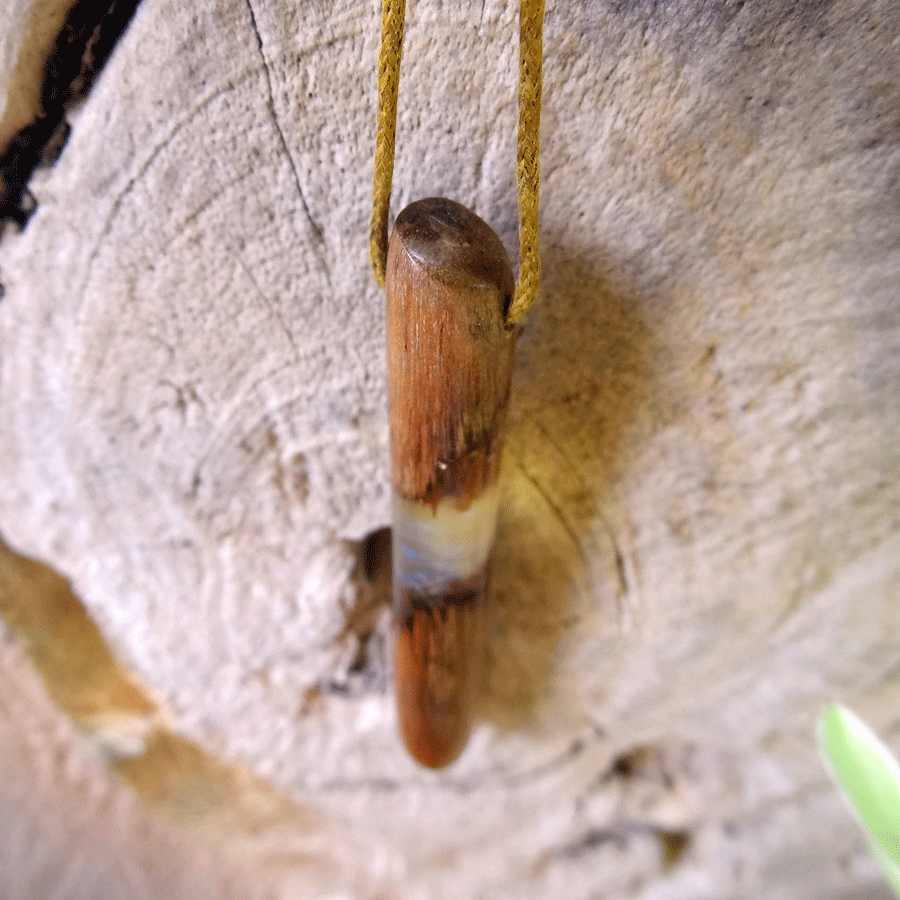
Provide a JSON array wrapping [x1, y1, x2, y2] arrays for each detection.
[[480, 241, 657, 730]]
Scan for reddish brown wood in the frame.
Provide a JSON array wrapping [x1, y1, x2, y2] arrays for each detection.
[[385, 197, 516, 507], [385, 197, 516, 768]]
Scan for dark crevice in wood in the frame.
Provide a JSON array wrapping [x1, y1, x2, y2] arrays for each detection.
[[551, 822, 693, 869], [0, 0, 143, 227], [360, 525, 392, 585], [322, 527, 392, 699], [658, 828, 692, 868], [556, 827, 628, 859]]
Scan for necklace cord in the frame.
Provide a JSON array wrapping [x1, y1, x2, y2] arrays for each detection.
[[370, 0, 544, 326], [370, 0, 406, 291]]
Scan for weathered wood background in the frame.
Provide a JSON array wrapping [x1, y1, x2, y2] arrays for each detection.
[[1, 0, 899, 896]]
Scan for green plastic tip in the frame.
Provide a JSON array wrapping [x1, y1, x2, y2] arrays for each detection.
[[819, 703, 900, 895]]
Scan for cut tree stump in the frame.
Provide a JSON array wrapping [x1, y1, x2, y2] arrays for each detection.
[[1, 0, 898, 897]]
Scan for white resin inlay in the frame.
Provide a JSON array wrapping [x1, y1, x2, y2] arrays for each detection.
[[393, 483, 499, 592]]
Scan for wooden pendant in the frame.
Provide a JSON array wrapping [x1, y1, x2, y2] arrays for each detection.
[[385, 197, 516, 768]]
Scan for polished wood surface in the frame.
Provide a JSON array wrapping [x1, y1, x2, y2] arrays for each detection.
[[386, 198, 515, 767], [385, 197, 516, 508]]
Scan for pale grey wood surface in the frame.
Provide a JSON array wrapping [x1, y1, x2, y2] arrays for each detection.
[[1, 0, 898, 896]]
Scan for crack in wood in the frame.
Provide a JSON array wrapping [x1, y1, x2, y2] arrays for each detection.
[[322, 527, 392, 699], [237, 254, 302, 362], [520, 413, 632, 618], [507, 450, 588, 570], [244, 0, 329, 274], [551, 821, 692, 868]]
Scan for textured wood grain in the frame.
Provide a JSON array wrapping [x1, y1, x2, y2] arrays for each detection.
[[0, 0, 899, 897], [386, 198, 514, 768], [386, 197, 515, 505]]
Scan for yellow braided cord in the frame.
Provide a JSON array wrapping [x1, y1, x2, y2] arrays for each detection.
[[507, 0, 544, 325], [370, 0, 543, 324], [370, 0, 406, 289]]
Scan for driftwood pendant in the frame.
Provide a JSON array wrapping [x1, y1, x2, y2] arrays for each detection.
[[386, 197, 516, 768]]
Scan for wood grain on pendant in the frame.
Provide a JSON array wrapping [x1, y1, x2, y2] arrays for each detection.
[[386, 197, 516, 768]]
